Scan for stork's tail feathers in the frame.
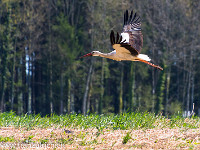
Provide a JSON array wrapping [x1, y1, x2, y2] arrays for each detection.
[[138, 59, 163, 70], [137, 54, 151, 61], [137, 54, 163, 70]]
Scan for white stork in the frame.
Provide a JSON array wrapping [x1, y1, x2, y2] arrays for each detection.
[[80, 10, 163, 70]]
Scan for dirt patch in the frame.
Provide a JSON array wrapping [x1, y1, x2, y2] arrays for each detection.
[[0, 127, 200, 149]]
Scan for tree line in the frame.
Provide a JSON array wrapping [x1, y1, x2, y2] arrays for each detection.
[[0, 0, 199, 116]]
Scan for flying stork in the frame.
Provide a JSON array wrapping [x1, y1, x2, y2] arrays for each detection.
[[80, 10, 163, 70]]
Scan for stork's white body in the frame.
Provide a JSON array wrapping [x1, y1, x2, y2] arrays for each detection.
[[92, 32, 151, 62], [93, 50, 150, 62]]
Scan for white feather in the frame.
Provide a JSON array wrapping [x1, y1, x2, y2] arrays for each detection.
[[121, 33, 129, 43], [137, 54, 151, 61]]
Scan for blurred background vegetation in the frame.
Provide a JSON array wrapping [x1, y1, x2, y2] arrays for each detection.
[[0, 0, 199, 116]]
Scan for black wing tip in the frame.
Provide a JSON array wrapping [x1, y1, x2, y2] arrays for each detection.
[[124, 10, 141, 26], [110, 30, 123, 45]]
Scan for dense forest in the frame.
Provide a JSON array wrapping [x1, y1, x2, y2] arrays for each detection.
[[0, 0, 199, 116]]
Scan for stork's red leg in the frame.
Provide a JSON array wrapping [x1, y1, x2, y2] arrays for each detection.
[[138, 59, 163, 70]]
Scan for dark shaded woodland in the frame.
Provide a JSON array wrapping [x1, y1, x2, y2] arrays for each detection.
[[0, 0, 199, 116]]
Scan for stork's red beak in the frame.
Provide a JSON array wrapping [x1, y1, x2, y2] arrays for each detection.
[[80, 53, 92, 58]]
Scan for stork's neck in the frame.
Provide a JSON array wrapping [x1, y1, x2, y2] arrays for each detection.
[[94, 51, 115, 59], [99, 52, 109, 57]]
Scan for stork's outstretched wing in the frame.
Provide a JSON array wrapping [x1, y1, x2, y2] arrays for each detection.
[[110, 30, 139, 56], [122, 10, 143, 53]]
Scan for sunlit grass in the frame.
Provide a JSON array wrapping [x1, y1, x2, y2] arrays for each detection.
[[0, 111, 200, 130]]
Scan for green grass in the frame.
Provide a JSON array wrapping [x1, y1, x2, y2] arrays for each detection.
[[0, 135, 15, 142], [122, 132, 132, 144], [23, 135, 35, 144], [0, 111, 200, 130]]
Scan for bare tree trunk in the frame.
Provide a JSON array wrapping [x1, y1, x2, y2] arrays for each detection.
[[152, 46, 155, 113], [99, 58, 104, 114], [0, 56, 6, 112], [86, 80, 92, 114], [31, 54, 35, 113], [11, 38, 17, 110], [82, 58, 93, 115], [27, 55, 32, 114], [27, 22, 32, 114], [182, 47, 187, 110], [60, 70, 64, 115], [191, 73, 194, 111], [0, 3, 10, 112], [18, 93, 23, 114], [14, 62, 19, 113], [131, 64, 136, 110], [186, 49, 193, 114], [48, 1, 53, 114], [67, 78, 71, 114], [165, 70, 170, 114], [70, 80, 75, 113], [176, 67, 180, 103], [49, 67, 53, 114], [22, 46, 27, 113], [11, 68, 15, 110], [186, 71, 191, 114], [119, 64, 124, 113]]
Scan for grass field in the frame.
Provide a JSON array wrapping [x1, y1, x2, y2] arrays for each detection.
[[0, 111, 200, 149]]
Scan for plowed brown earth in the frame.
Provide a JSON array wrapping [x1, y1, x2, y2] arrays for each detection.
[[0, 127, 200, 149]]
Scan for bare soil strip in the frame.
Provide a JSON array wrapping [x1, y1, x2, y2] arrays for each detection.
[[0, 127, 200, 149]]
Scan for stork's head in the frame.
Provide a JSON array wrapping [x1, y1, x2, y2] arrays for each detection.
[[80, 51, 101, 58]]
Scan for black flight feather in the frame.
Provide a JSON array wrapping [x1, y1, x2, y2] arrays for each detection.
[[131, 13, 137, 24], [128, 10, 133, 24]]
